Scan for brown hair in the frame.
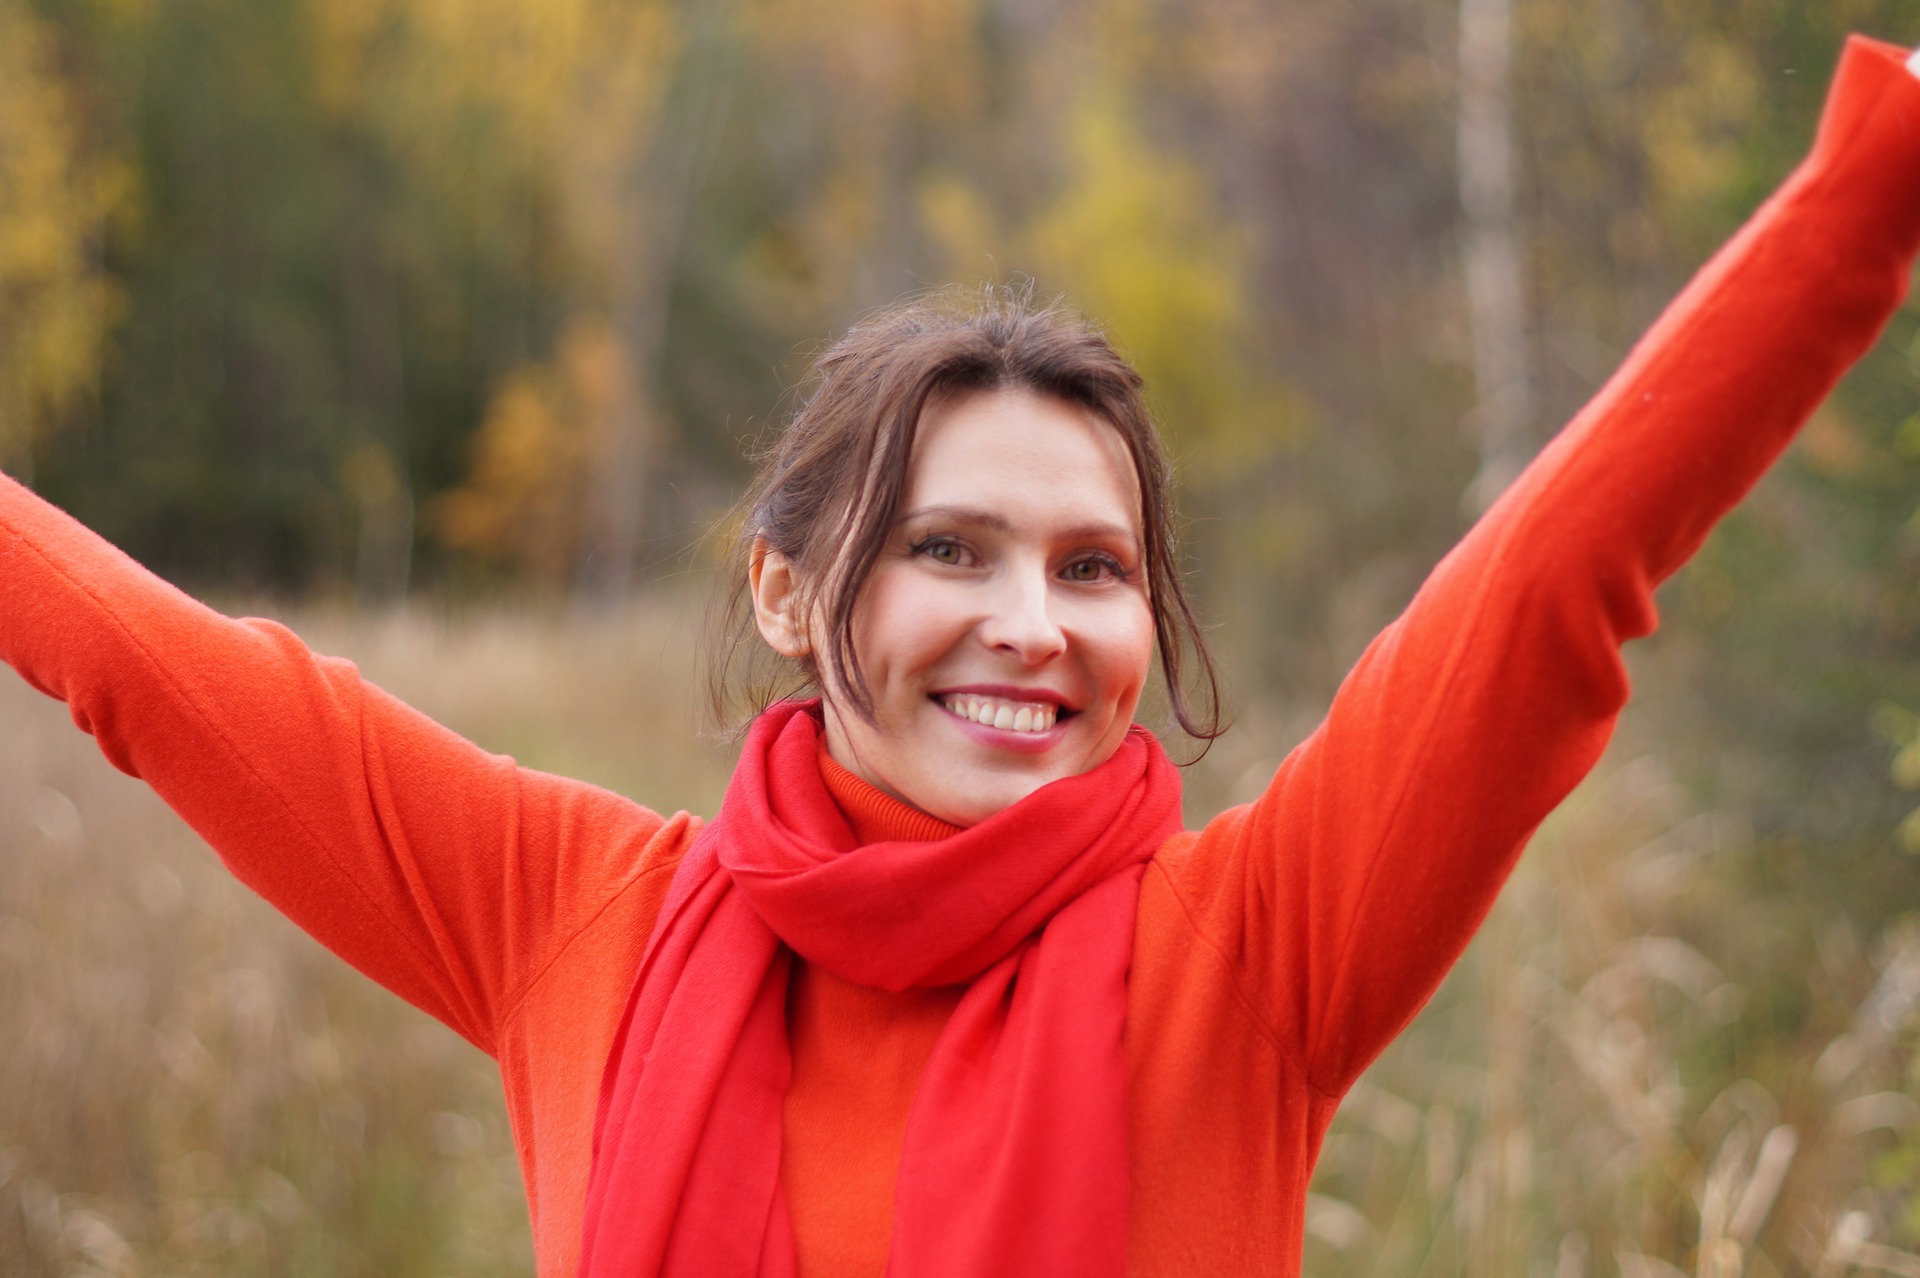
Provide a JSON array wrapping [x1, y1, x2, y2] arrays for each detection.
[[708, 285, 1223, 747]]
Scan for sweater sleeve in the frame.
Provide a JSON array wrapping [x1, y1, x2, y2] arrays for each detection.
[[0, 476, 682, 1055], [1164, 35, 1920, 1097]]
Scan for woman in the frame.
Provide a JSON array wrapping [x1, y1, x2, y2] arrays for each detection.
[[4, 33, 1920, 1278]]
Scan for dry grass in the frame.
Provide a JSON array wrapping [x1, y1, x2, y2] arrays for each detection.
[[1303, 756, 1920, 1278], [1, 595, 1916, 1276], [0, 593, 730, 1278]]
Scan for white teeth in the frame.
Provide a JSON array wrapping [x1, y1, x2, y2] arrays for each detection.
[[939, 695, 1059, 734]]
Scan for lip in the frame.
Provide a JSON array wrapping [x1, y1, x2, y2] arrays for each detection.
[[929, 683, 1079, 711], [936, 702, 1073, 754]]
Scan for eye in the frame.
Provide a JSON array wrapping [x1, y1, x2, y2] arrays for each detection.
[[910, 535, 972, 567], [1062, 553, 1125, 584]]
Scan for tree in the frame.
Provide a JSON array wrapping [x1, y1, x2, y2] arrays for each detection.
[[0, 0, 119, 483]]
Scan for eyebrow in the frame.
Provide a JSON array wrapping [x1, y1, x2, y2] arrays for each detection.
[[896, 505, 1142, 550]]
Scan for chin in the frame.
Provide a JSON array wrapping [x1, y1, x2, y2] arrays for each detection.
[[936, 772, 1049, 826]]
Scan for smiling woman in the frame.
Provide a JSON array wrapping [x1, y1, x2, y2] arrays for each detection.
[[709, 295, 1222, 770], [766, 389, 1159, 822], [734, 310, 1194, 825], [4, 33, 1920, 1278]]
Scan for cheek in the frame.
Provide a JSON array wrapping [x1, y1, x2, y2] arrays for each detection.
[[1082, 598, 1156, 703], [847, 567, 961, 686]]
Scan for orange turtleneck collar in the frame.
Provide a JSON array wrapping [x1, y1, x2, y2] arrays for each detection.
[[817, 743, 964, 843]]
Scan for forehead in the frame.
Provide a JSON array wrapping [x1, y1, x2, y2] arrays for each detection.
[[904, 389, 1143, 530]]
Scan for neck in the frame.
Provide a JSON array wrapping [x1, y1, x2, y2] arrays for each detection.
[[817, 743, 964, 843]]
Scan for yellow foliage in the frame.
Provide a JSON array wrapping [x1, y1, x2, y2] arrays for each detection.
[[0, 0, 124, 471], [915, 171, 1000, 281], [1027, 90, 1243, 375], [1518, 0, 1762, 255], [1643, 38, 1760, 220], [739, 0, 989, 326], [432, 314, 630, 584], [308, 0, 400, 123], [325, 0, 680, 302], [1023, 86, 1295, 480], [387, 0, 593, 148], [540, 0, 682, 276]]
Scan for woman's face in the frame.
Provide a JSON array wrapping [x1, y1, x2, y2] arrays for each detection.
[[757, 388, 1157, 826]]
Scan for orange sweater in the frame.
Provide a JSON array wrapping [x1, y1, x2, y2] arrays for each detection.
[[4, 38, 1920, 1278]]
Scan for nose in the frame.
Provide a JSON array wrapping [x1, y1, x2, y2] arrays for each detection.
[[977, 558, 1066, 664]]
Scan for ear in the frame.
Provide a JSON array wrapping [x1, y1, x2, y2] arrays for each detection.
[[749, 537, 813, 659]]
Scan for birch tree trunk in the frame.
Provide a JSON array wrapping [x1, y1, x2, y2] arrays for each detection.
[[1457, 0, 1532, 514]]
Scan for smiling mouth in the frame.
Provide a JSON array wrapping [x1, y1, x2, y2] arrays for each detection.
[[936, 693, 1065, 735]]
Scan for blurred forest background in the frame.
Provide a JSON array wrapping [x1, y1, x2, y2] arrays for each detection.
[[5, 0, 1920, 1273]]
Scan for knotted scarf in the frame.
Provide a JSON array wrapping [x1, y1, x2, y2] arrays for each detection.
[[579, 698, 1184, 1278]]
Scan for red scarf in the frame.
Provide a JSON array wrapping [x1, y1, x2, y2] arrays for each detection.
[[579, 698, 1184, 1278]]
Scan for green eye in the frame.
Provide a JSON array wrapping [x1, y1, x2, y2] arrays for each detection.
[[913, 536, 966, 565]]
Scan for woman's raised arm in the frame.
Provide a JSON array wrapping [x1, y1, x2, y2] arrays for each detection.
[[0, 474, 686, 1055], [1167, 35, 1920, 1098]]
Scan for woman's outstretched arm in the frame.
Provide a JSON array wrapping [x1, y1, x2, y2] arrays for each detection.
[[0, 475, 686, 1055], [1167, 35, 1920, 1097]]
